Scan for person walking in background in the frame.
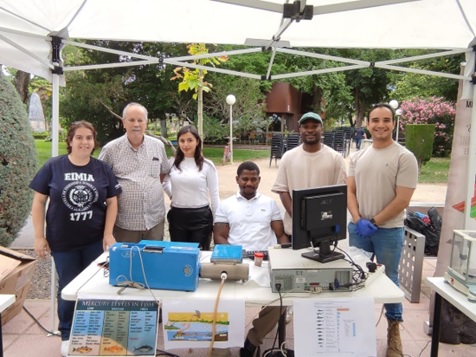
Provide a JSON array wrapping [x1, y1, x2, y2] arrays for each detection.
[[30, 121, 121, 357], [354, 126, 366, 150], [163, 125, 219, 250], [213, 161, 290, 357], [347, 104, 418, 357], [272, 112, 346, 236], [99, 102, 170, 242]]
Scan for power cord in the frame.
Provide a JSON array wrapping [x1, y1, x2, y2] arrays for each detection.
[[334, 246, 369, 289], [155, 349, 180, 357], [115, 246, 161, 305], [22, 305, 60, 336], [261, 284, 294, 357], [376, 305, 385, 326], [269, 284, 283, 353], [417, 340, 431, 356]]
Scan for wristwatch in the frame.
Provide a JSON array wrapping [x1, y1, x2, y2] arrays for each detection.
[[370, 218, 377, 226]]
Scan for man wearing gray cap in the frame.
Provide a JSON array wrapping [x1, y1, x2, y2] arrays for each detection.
[[272, 112, 346, 236]]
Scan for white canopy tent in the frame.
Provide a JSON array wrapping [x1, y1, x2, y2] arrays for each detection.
[[0, 0, 474, 81], [1, 0, 476, 331], [1, 0, 474, 215]]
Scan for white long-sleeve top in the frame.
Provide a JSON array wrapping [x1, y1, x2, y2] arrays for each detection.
[[163, 157, 220, 216]]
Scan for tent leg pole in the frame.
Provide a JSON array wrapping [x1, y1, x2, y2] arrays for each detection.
[[49, 73, 60, 334]]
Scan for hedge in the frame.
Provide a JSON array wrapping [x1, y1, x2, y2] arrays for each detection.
[[0, 74, 38, 247]]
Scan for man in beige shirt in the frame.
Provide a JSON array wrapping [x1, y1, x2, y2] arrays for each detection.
[[272, 112, 346, 235]]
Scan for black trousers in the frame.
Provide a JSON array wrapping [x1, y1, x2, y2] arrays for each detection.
[[167, 206, 213, 250]]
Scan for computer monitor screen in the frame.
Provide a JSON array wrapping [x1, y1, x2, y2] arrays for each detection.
[[292, 184, 347, 263]]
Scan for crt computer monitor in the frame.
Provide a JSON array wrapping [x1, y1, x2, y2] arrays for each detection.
[[292, 184, 347, 263]]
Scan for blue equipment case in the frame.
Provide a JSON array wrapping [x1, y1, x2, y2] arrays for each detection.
[[109, 241, 200, 292], [210, 244, 243, 263]]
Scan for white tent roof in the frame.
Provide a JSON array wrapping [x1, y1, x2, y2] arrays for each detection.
[[1, 0, 475, 82], [3, 1, 476, 324]]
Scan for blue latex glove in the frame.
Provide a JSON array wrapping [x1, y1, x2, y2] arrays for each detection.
[[356, 219, 378, 238]]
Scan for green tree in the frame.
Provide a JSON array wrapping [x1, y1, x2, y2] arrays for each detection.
[[123, 42, 190, 137], [390, 50, 462, 102], [60, 41, 132, 144], [203, 74, 267, 139], [273, 48, 353, 120], [215, 46, 353, 125], [337, 49, 396, 127], [171, 44, 227, 140], [0, 73, 37, 247], [60, 41, 189, 144]]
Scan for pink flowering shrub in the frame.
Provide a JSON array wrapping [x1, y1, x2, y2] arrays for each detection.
[[399, 97, 455, 157]]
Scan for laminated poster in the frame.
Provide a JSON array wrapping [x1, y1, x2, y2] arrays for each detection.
[[68, 296, 159, 356], [162, 298, 245, 350]]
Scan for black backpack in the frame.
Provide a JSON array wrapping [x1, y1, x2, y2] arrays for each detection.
[[404, 207, 442, 256]]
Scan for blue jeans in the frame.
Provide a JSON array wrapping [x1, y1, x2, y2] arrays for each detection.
[[51, 240, 103, 340], [348, 222, 404, 321]]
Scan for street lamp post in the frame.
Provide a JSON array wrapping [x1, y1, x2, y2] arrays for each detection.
[[226, 94, 236, 164], [395, 108, 402, 143], [389, 100, 400, 142]]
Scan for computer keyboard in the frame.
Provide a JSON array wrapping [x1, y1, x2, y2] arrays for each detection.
[[244, 250, 269, 261]]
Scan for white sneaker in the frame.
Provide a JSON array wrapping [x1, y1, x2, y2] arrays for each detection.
[[61, 340, 70, 356]]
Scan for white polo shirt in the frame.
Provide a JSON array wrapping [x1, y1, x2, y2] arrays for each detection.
[[214, 192, 283, 251]]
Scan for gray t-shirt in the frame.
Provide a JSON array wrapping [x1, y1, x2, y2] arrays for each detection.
[[272, 144, 346, 234], [348, 142, 418, 228]]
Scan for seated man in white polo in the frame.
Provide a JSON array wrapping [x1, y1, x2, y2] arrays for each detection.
[[213, 161, 290, 357]]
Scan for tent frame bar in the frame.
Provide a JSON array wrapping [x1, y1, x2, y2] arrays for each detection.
[[60, 39, 472, 82]]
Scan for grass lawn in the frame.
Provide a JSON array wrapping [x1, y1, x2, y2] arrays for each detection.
[[35, 140, 68, 165], [419, 157, 450, 184], [35, 140, 269, 167], [34, 140, 450, 184]]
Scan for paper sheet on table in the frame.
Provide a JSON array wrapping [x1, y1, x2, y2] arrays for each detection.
[[162, 298, 245, 349], [244, 260, 270, 287], [294, 297, 376, 357]]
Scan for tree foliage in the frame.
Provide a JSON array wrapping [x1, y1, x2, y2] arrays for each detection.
[[60, 41, 190, 145], [171, 44, 228, 139], [0, 74, 37, 247], [49, 43, 461, 145], [203, 74, 267, 140], [390, 51, 462, 102], [213, 46, 354, 124]]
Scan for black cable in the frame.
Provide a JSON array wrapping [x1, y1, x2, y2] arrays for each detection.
[[417, 340, 431, 357], [266, 285, 284, 356], [22, 305, 60, 336], [156, 349, 180, 357], [334, 246, 368, 288]]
